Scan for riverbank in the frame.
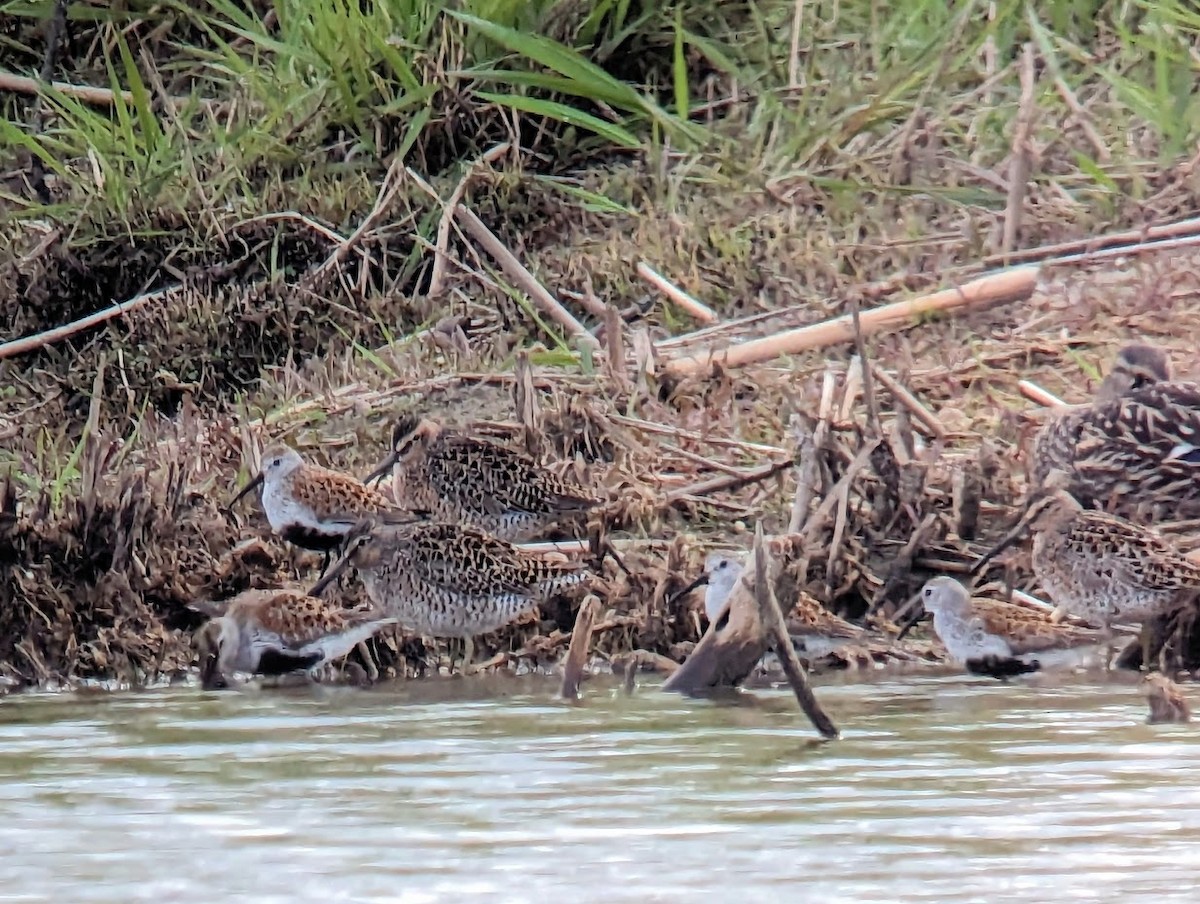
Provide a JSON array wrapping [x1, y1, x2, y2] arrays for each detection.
[[4, 2, 1200, 688]]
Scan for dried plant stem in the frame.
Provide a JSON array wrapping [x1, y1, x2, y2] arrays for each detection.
[[982, 216, 1200, 268], [869, 363, 948, 439], [429, 143, 513, 297], [637, 263, 719, 324], [665, 458, 793, 503], [559, 595, 601, 700], [1018, 380, 1067, 408], [0, 285, 182, 362], [407, 166, 597, 349], [1001, 43, 1038, 256], [664, 267, 1040, 379]]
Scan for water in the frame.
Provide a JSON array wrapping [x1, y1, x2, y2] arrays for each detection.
[[0, 671, 1198, 903]]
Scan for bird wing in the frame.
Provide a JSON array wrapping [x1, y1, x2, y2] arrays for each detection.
[[973, 599, 1102, 655], [292, 466, 396, 523], [432, 438, 598, 516], [395, 522, 586, 598], [1072, 512, 1200, 592]]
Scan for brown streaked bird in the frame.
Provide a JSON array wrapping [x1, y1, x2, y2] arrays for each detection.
[[786, 590, 868, 660], [308, 515, 591, 673], [227, 443, 400, 572], [362, 415, 601, 540], [1030, 342, 1200, 519], [192, 588, 397, 690], [973, 470, 1200, 669], [914, 576, 1119, 679], [1143, 672, 1192, 724]]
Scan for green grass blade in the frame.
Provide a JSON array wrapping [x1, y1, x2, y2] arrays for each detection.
[[474, 91, 641, 148]]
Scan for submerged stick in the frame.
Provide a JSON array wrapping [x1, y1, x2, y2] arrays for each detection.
[[559, 595, 601, 701], [664, 267, 1039, 379], [753, 523, 839, 739]]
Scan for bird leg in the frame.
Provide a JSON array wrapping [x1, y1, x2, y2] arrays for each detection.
[[318, 550, 332, 578], [356, 640, 379, 682], [1140, 623, 1153, 674], [460, 636, 477, 677]]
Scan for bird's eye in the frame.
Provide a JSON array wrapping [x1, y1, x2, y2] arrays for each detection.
[[923, 587, 932, 598], [271, 457, 282, 468]]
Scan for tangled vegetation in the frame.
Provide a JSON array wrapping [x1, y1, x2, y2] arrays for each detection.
[[2, 0, 1200, 688]]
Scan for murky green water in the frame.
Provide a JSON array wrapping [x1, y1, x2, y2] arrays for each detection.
[[1, 671, 1198, 903]]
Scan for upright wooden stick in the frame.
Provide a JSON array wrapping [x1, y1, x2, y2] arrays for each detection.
[[753, 523, 840, 740]]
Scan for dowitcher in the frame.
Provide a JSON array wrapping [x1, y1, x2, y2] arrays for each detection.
[[193, 588, 396, 690], [679, 552, 865, 659], [972, 471, 1200, 668], [1144, 672, 1192, 724], [362, 415, 601, 540], [916, 576, 1113, 678], [227, 443, 399, 572], [1031, 342, 1200, 519], [308, 515, 591, 672]]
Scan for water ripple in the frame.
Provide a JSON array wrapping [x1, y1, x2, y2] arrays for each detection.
[[1, 674, 1199, 901]]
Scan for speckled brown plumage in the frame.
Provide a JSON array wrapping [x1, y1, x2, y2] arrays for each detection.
[[1002, 484, 1200, 632], [1031, 343, 1200, 518], [787, 591, 864, 648], [920, 576, 1108, 666], [193, 588, 396, 688], [308, 516, 590, 667], [229, 444, 398, 562], [364, 416, 600, 540]]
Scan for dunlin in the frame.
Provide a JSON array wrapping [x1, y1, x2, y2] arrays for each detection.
[[917, 576, 1112, 678], [193, 588, 396, 690], [308, 515, 591, 672], [679, 552, 865, 660], [363, 415, 600, 540], [227, 443, 399, 572]]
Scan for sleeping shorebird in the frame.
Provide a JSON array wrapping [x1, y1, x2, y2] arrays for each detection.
[[308, 515, 591, 673], [972, 470, 1200, 669], [363, 415, 601, 540], [676, 552, 866, 661], [226, 443, 399, 573], [1031, 343, 1200, 520], [192, 588, 397, 690], [914, 576, 1118, 679]]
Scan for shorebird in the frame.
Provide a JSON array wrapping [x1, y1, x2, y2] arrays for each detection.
[[227, 443, 399, 573], [1030, 342, 1200, 519], [677, 552, 865, 660], [363, 415, 601, 540], [1144, 672, 1192, 724], [972, 470, 1200, 669], [308, 515, 591, 673], [915, 576, 1114, 678], [192, 588, 397, 690]]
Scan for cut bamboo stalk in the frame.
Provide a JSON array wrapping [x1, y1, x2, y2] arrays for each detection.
[[559, 595, 601, 701], [663, 267, 1039, 379], [637, 263, 719, 324]]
